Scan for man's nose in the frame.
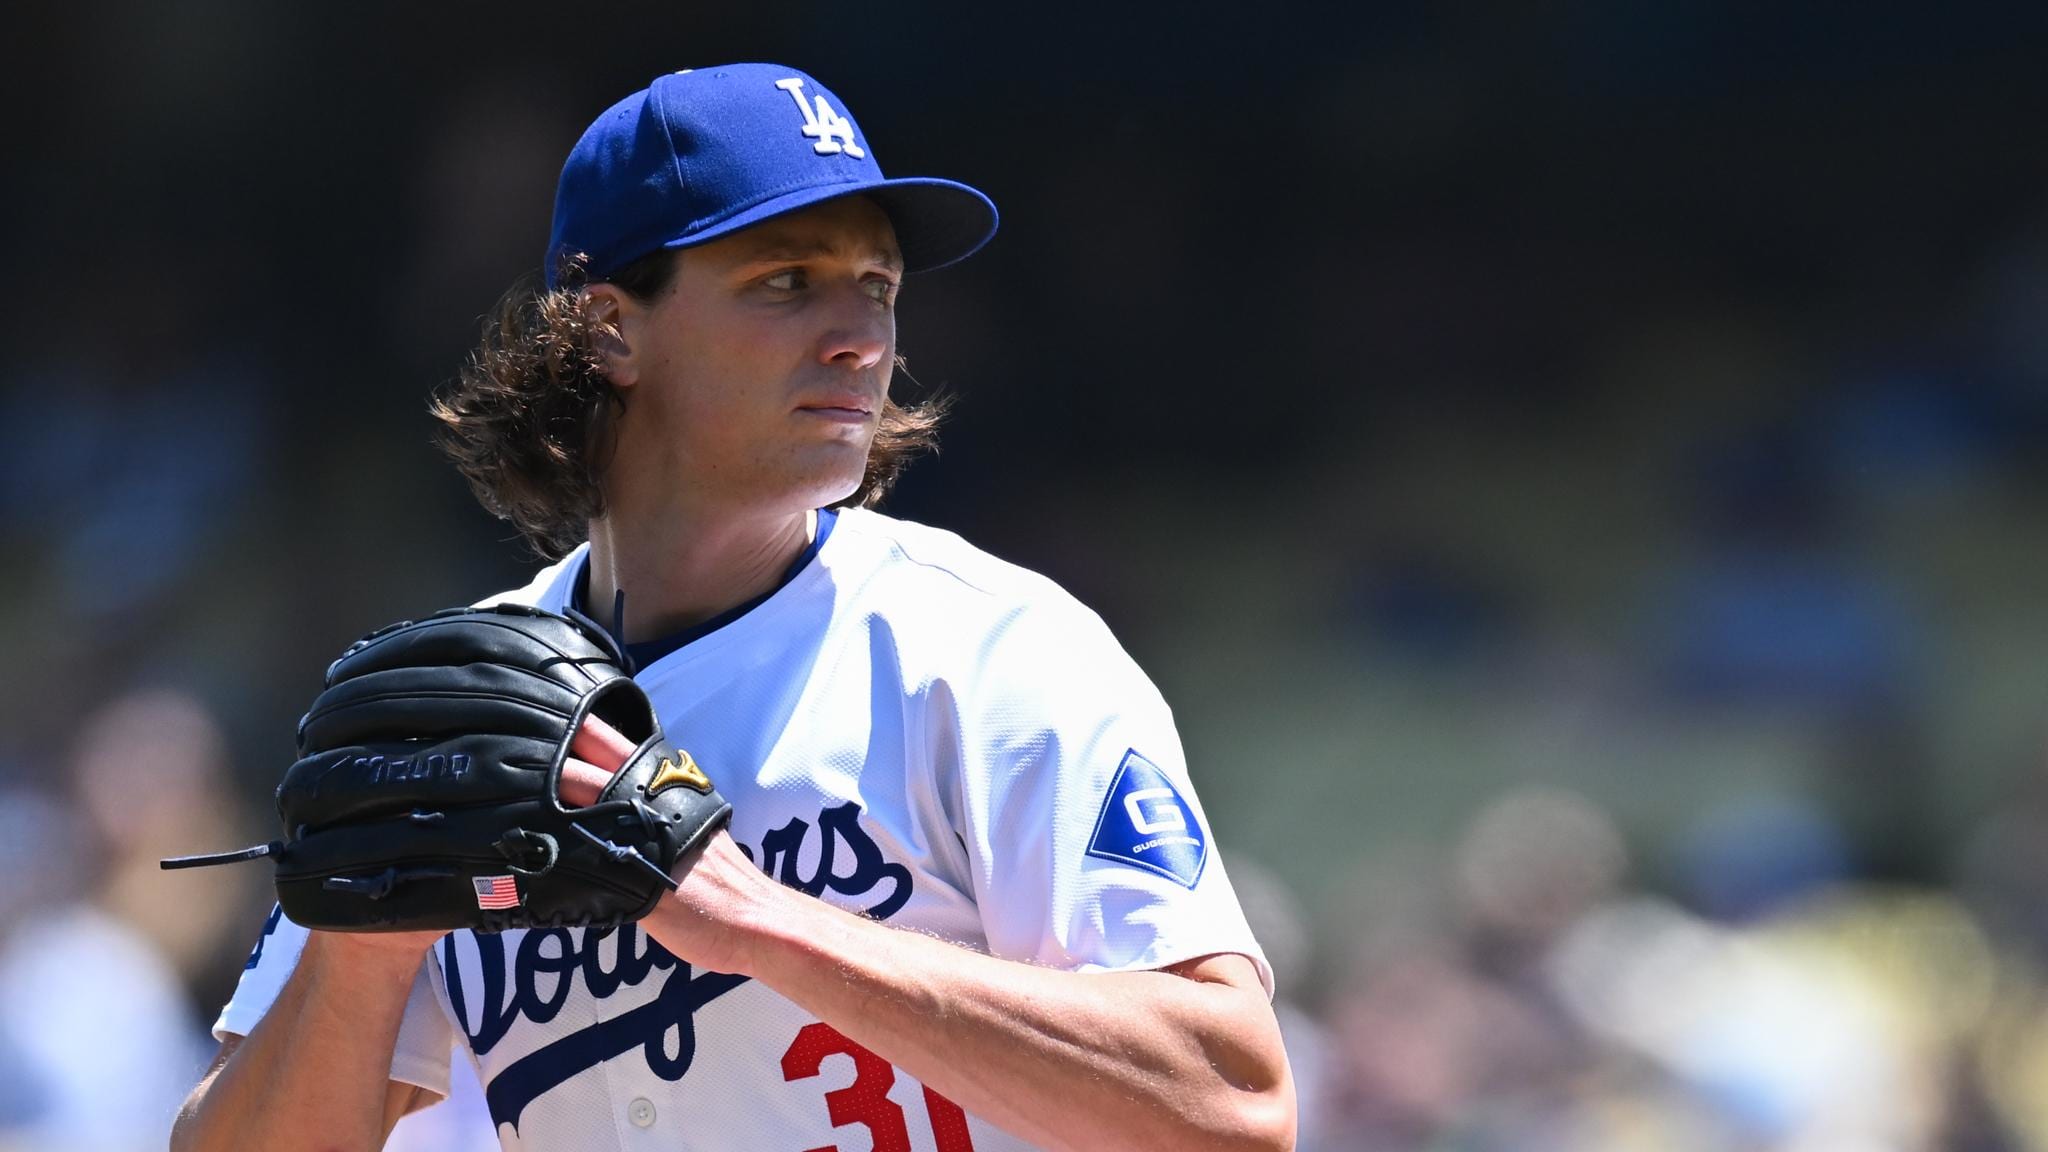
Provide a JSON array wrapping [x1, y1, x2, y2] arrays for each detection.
[[816, 286, 891, 371]]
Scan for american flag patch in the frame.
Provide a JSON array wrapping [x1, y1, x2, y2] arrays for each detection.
[[472, 875, 521, 910]]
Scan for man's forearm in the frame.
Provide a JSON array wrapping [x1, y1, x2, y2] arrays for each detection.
[[644, 838, 1295, 1152], [172, 933, 431, 1152]]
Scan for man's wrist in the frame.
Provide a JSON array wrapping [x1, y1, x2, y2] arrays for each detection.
[[652, 830, 811, 978], [300, 930, 433, 1000]]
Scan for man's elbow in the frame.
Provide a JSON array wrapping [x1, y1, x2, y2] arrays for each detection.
[[1151, 958, 1299, 1151], [1189, 1055, 1295, 1152], [1225, 1077, 1298, 1152], [1223, 1016, 1298, 1151]]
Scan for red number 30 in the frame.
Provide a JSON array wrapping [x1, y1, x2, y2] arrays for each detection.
[[780, 1022, 975, 1152]]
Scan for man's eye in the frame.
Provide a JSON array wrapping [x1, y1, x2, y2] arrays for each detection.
[[764, 270, 806, 291], [863, 278, 899, 304]]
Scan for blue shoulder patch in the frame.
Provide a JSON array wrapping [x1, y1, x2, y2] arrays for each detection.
[[1085, 749, 1207, 889]]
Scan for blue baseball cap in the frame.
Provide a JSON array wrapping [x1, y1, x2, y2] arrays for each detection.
[[545, 64, 998, 289]]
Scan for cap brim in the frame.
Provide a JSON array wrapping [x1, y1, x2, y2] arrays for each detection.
[[652, 176, 998, 274]]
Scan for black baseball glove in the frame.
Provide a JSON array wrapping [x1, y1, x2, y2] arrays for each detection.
[[163, 604, 731, 933]]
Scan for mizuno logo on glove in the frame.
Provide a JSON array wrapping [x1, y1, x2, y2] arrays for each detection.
[[648, 752, 713, 796]]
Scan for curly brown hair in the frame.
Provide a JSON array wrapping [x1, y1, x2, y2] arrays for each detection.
[[430, 249, 946, 559]]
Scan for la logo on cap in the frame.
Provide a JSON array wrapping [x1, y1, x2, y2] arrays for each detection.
[[775, 77, 865, 158]]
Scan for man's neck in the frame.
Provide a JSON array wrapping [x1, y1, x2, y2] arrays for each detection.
[[585, 504, 814, 645]]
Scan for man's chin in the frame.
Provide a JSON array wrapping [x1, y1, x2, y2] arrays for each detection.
[[783, 463, 868, 514]]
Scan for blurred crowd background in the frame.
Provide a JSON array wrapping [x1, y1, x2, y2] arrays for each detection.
[[8, 3, 2048, 1149]]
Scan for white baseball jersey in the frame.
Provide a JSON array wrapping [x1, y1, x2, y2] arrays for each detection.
[[217, 508, 1270, 1151]]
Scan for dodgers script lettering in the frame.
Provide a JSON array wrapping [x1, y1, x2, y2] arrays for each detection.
[[440, 802, 913, 1132]]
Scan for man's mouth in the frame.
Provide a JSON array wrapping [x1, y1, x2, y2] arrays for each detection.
[[795, 394, 876, 419]]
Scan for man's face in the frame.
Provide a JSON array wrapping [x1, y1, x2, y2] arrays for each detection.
[[605, 195, 903, 516]]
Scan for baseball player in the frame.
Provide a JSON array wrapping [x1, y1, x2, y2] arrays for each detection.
[[171, 64, 1294, 1152]]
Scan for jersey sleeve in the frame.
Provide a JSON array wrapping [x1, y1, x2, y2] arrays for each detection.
[[212, 904, 457, 1096], [935, 601, 1274, 996]]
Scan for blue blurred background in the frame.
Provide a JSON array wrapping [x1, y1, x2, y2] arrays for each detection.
[[9, 3, 2048, 1149]]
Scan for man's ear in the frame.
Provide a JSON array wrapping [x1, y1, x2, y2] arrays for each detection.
[[581, 284, 640, 390]]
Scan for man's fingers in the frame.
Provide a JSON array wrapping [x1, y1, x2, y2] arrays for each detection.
[[560, 756, 615, 807], [571, 714, 637, 772]]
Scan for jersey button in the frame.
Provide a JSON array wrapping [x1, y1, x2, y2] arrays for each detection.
[[628, 1098, 656, 1129]]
